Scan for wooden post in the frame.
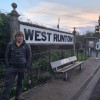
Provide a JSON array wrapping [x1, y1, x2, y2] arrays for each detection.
[[73, 27, 76, 55]]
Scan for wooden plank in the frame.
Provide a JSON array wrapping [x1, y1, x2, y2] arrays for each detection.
[[51, 56, 77, 69], [51, 59, 64, 68], [58, 61, 84, 73]]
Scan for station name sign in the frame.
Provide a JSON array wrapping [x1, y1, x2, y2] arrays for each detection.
[[20, 24, 73, 45]]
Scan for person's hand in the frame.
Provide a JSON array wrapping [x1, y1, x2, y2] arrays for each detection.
[[28, 80, 32, 85], [25, 68, 30, 72], [25, 68, 28, 73]]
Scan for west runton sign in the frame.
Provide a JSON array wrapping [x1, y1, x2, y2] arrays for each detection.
[[20, 23, 73, 45]]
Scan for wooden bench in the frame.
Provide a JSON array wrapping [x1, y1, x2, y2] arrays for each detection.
[[50, 56, 84, 80]]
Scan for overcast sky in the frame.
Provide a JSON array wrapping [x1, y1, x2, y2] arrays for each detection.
[[1, 0, 100, 35]]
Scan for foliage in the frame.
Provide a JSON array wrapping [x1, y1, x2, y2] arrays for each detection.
[[63, 50, 74, 58], [32, 58, 48, 70], [75, 30, 100, 49], [0, 13, 10, 59], [50, 51, 61, 61], [76, 50, 89, 61], [85, 31, 93, 36], [75, 41, 81, 49]]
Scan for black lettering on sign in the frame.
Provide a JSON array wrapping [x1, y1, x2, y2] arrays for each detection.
[[66, 36, 68, 42], [53, 34, 58, 42], [58, 34, 60, 42], [24, 29, 34, 40], [35, 30, 41, 41], [64, 36, 67, 42], [47, 32, 52, 41], [60, 35, 64, 42], [41, 31, 46, 41], [70, 36, 72, 42], [68, 36, 71, 42], [24, 27, 73, 44]]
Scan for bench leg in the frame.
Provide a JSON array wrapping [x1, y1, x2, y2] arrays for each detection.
[[63, 72, 68, 81], [79, 65, 82, 71], [53, 73, 57, 79]]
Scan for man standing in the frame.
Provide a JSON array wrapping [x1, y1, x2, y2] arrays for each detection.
[[1, 31, 32, 100]]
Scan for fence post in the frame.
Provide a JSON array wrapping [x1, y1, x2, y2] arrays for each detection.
[[48, 51, 51, 71], [9, 3, 20, 41], [62, 50, 63, 59], [73, 27, 76, 55], [76, 49, 78, 60]]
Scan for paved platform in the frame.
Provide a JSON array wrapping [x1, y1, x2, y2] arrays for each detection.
[[89, 78, 100, 100], [11, 52, 100, 100]]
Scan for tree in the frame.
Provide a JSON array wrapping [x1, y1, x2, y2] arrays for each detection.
[[0, 13, 10, 59], [76, 33, 86, 49]]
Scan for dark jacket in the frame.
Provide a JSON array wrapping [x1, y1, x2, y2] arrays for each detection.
[[5, 40, 32, 69]]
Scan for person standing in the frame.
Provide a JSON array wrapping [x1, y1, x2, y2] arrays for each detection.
[[95, 40, 100, 59], [0, 31, 32, 100]]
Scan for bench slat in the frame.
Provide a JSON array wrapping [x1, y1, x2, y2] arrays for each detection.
[[57, 61, 84, 73], [51, 56, 77, 69]]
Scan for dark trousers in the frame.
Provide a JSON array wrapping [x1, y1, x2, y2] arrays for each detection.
[[0, 67, 25, 100]]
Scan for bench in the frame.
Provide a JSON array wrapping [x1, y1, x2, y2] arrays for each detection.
[[50, 56, 84, 80]]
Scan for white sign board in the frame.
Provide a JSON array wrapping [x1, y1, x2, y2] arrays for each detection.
[[20, 24, 74, 45]]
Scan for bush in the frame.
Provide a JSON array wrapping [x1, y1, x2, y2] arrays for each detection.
[[38, 72, 52, 83]]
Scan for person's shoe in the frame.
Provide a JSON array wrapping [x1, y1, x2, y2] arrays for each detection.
[[14, 95, 24, 100]]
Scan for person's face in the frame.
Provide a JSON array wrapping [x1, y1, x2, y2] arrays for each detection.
[[15, 35, 24, 43]]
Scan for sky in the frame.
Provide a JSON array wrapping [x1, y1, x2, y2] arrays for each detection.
[[1, 0, 100, 35]]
